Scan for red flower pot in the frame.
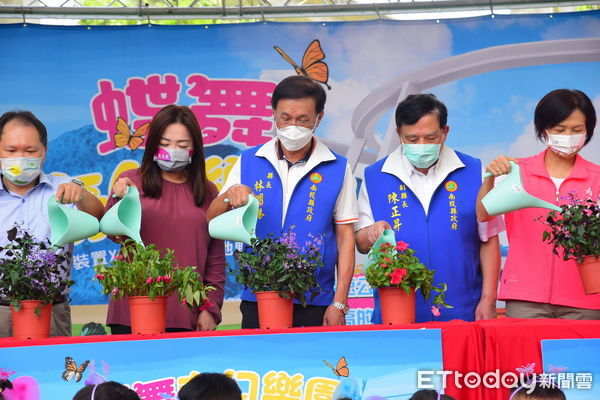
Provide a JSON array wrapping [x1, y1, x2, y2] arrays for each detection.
[[378, 287, 416, 325], [577, 256, 600, 295], [128, 296, 168, 334], [255, 291, 293, 329], [11, 300, 52, 340]]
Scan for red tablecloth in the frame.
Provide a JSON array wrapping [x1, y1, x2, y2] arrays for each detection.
[[0, 319, 598, 400]]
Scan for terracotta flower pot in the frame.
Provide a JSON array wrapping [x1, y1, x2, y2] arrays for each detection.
[[378, 287, 416, 325], [255, 291, 293, 329], [577, 256, 600, 295], [11, 300, 52, 340], [128, 295, 168, 334]]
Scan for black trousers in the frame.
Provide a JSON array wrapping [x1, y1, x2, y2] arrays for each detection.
[[108, 324, 191, 335], [240, 300, 327, 329]]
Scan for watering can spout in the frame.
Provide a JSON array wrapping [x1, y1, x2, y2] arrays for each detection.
[[48, 197, 100, 247], [481, 161, 562, 216], [99, 186, 143, 244], [365, 229, 396, 270], [208, 195, 259, 245]]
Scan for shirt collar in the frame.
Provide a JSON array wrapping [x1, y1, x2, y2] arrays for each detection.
[[255, 137, 337, 172], [276, 138, 315, 168], [528, 149, 590, 181]]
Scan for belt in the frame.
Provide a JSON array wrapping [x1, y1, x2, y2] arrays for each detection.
[[0, 295, 67, 306]]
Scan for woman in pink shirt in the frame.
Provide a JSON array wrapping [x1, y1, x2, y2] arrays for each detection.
[[477, 89, 600, 319], [105, 105, 226, 333]]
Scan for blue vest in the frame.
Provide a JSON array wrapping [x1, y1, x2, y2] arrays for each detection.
[[239, 144, 347, 306], [364, 151, 482, 322]]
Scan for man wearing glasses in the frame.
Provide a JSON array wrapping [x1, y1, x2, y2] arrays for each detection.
[[355, 94, 503, 323], [207, 75, 358, 328]]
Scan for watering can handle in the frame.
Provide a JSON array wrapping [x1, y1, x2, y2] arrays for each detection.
[[482, 161, 518, 179]]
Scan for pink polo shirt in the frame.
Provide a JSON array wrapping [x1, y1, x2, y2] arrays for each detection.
[[499, 150, 600, 310]]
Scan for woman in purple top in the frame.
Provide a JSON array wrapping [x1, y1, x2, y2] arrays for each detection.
[[105, 105, 226, 333]]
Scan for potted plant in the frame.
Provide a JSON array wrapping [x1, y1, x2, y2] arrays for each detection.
[[232, 230, 323, 329], [94, 240, 214, 334], [0, 224, 74, 340], [365, 238, 451, 325], [542, 192, 600, 294]]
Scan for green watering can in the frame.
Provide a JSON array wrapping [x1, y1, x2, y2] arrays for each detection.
[[482, 161, 562, 216], [208, 195, 258, 245], [100, 186, 143, 244], [365, 229, 396, 270], [48, 197, 100, 247]]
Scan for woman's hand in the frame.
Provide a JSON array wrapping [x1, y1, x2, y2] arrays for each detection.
[[485, 155, 519, 177], [112, 177, 136, 198]]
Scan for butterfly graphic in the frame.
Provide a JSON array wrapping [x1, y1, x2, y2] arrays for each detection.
[[114, 117, 149, 151], [274, 40, 331, 90], [324, 356, 349, 378], [61, 357, 89, 382], [516, 362, 536, 376]]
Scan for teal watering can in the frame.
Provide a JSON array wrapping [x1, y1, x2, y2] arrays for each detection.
[[48, 197, 100, 247], [208, 195, 258, 245], [482, 161, 562, 216], [100, 186, 143, 244], [365, 229, 396, 271]]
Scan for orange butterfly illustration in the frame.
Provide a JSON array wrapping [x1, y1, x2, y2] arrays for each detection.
[[114, 117, 149, 151], [61, 356, 89, 383], [324, 356, 349, 377], [274, 39, 331, 90]]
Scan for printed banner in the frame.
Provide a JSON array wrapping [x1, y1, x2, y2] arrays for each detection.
[[0, 328, 443, 400], [1, 11, 599, 315], [541, 338, 599, 399]]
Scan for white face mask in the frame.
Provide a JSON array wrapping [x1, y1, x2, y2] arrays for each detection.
[[276, 118, 319, 152], [153, 148, 192, 172], [0, 156, 43, 186], [546, 132, 586, 158]]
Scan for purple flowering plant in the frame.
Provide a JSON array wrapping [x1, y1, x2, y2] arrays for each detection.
[[232, 229, 323, 306], [542, 191, 600, 263], [0, 224, 74, 314], [93, 239, 213, 309]]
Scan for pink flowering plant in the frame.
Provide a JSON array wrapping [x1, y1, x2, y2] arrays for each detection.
[[0, 224, 74, 315], [232, 229, 323, 306], [365, 241, 451, 313], [94, 240, 213, 308], [542, 191, 600, 263]]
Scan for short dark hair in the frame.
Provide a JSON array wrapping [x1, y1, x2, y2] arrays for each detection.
[[409, 389, 456, 400], [271, 76, 326, 114], [534, 89, 596, 145], [0, 111, 48, 146], [178, 373, 242, 400], [511, 383, 566, 400], [72, 381, 140, 400], [395, 94, 448, 130]]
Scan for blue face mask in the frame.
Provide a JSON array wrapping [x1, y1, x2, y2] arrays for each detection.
[[402, 143, 441, 169]]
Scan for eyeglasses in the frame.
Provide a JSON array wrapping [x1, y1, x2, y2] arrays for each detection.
[[275, 115, 317, 128]]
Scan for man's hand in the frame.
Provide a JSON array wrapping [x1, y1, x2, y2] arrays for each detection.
[[323, 305, 346, 326], [356, 220, 392, 253], [224, 184, 254, 208], [475, 297, 497, 320], [55, 182, 86, 204], [196, 310, 217, 331]]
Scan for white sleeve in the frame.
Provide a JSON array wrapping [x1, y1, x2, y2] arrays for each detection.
[[218, 157, 242, 196], [332, 163, 359, 225], [355, 176, 375, 232]]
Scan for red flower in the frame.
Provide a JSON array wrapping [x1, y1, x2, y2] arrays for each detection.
[[381, 262, 388, 268], [396, 241, 409, 251], [114, 254, 124, 261], [390, 268, 407, 284], [162, 275, 171, 284], [384, 257, 391, 263], [199, 300, 214, 311], [431, 306, 441, 317], [95, 274, 105, 280], [146, 277, 153, 284]]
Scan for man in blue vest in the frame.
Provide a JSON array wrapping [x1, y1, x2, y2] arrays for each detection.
[[355, 94, 502, 322], [207, 76, 358, 328]]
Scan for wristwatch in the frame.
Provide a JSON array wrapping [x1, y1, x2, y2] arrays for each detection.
[[71, 178, 85, 188], [331, 301, 349, 314]]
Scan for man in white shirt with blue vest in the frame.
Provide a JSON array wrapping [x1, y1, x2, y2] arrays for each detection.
[[208, 76, 358, 328], [355, 94, 502, 323], [0, 111, 105, 337]]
